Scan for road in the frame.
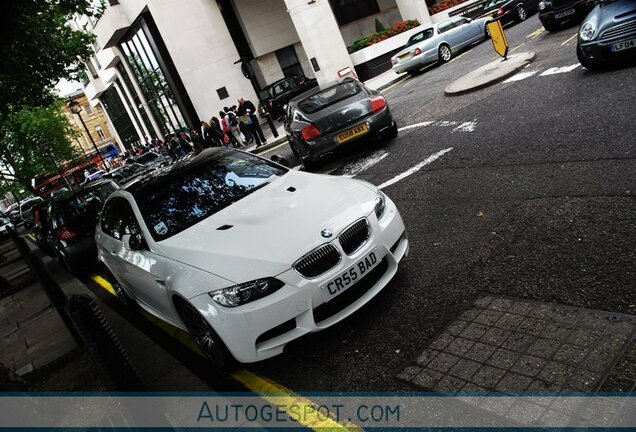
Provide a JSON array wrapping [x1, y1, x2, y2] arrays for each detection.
[[83, 15, 636, 393]]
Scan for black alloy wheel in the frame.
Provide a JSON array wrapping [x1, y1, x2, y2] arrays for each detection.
[[177, 300, 236, 369]]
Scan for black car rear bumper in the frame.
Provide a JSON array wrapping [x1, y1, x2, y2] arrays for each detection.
[[539, 1, 593, 28], [58, 237, 97, 270], [296, 108, 395, 164]]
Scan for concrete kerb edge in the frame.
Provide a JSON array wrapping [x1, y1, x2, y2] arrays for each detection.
[[444, 52, 536, 97], [250, 134, 288, 155]]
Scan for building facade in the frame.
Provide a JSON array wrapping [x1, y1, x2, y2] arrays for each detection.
[[80, 0, 484, 149], [62, 90, 121, 157]]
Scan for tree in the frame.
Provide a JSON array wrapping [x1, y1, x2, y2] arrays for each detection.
[[0, 0, 97, 191], [0, 0, 96, 113], [0, 103, 81, 192]]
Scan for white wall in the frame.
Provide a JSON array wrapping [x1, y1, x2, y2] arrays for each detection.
[[233, 0, 300, 58], [148, 0, 259, 121]]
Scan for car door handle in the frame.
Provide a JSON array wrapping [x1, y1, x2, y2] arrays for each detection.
[[110, 249, 117, 255]]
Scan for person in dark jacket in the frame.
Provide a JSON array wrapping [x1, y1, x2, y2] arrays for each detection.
[[238, 97, 266, 144]]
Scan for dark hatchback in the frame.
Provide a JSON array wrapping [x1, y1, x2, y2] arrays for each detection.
[[577, 0, 636, 68], [284, 78, 397, 170], [539, 0, 595, 31], [481, 0, 541, 24], [45, 180, 118, 272], [258, 75, 318, 119], [32, 199, 53, 255]]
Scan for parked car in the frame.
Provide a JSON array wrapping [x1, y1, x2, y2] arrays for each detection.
[[0, 217, 14, 240], [539, 0, 595, 31], [7, 209, 21, 225], [133, 151, 171, 169], [95, 148, 408, 366], [103, 162, 149, 185], [50, 187, 70, 197], [31, 199, 53, 255], [284, 78, 397, 170], [258, 75, 318, 119], [391, 16, 491, 74], [481, 0, 541, 25], [45, 180, 118, 272], [577, 0, 636, 69], [19, 197, 44, 228]]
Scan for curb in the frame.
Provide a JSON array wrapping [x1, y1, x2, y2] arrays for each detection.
[[248, 134, 288, 155], [445, 51, 536, 96], [374, 74, 408, 92]]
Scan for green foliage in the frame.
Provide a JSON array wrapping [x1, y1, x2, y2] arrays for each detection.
[[375, 18, 386, 33], [0, 0, 96, 190], [348, 20, 421, 54], [0, 0, 96, 114], [0, 102, 81, 191]]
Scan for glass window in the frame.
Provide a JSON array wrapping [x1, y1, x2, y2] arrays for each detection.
[[437, 21, 454, 34], [406, 29, 435, 47], [55, 182, 117, 228], [329, 0, 380, 26], [101, 196, 137, 240], [101, 85, 141, 150], [275, 46, 304, 78], [134, 150, 288, 241], [120, 22, 186, 136], [297, 81, 361, 114]]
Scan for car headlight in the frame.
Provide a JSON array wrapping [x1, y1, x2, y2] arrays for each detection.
[[538, 1, 550, 11], [579, 21, 596, 41], [210, 278, 284, 307], [374, 191, 387, 220]]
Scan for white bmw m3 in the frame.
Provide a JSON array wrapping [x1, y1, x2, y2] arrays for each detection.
[[95, 148, 408, 366]]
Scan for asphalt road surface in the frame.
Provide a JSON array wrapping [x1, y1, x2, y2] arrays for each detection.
[[83, 14, 635, 393]]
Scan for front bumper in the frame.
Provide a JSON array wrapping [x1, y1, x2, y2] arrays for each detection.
[[539, 1, 592, 27], [189, 196, 408, 363], [298, 107, 395, 165], [579, 31, 636, 64]]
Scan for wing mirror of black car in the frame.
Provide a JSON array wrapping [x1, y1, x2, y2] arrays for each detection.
[[271, 155, 290, 167], [123, 233, 147, 251]]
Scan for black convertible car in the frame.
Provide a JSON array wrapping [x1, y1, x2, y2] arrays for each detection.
[[284, 78, 397, 171], [481, 0, 541, 25]]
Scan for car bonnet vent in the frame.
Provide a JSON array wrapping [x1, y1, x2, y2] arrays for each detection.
[[287, 186, 296, 192], [216, 225, 233, 230]]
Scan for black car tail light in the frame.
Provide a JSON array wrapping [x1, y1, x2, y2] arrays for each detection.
[[301, 125, 321, 141], [57, 226, 76, 240], [371, 96, 387, 113]]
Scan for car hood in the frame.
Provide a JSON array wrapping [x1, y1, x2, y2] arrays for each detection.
[[153, 170, 377, 289], [592, 0, 636, 33]]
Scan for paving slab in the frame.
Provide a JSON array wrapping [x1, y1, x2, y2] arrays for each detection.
[[399, 295, 636, 393], [445, 52, 535, 96]]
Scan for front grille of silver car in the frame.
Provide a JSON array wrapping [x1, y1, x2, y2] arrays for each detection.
[[294, 244, 341, 278], [600, 20, 636, 41], [339, 219, 370, 255]]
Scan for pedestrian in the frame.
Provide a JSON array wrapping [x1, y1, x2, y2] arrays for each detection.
[[170, 133, 186, 158], [237, 98, 263, 147], [238, 97, 267, 145], [210, 117, 225, 146], [220, 111, 240, 147], [224, 107, 245, 147], [178, 131, 194, 154]]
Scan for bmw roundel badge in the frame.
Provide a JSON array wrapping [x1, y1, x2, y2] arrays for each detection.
[[321, 229, 333, 238]]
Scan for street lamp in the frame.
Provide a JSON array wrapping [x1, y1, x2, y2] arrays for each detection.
[[67, 99, 109, 172]]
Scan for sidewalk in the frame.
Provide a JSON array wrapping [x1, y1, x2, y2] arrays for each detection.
[[364, 68, 406, 92]]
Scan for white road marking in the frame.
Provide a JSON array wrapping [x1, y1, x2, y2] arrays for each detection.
[[539, 64, 580, 76], [378, 148, 453, 190], [341, 150, 390, 177], [434, 120, 459, 127], [504, 70, 538, 83], [398, 121, 434, 132], [560, 33, 578, 46], [452, 120, 477, 133]]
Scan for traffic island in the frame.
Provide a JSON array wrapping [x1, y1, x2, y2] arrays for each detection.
[[444, 52, 535, 96]]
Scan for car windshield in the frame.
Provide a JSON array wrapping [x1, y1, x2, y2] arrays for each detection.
[[20, 200, 40, 212], [57, 183, 117, 227], [406, 28, 434, 47], [297, 81, 361, 114], [135, 150, 288, 241], [136, 153, 159, 164], [484, 0, 507, 8]]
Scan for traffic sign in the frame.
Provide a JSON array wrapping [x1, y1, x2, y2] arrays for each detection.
[[487, 20, 509, 59]]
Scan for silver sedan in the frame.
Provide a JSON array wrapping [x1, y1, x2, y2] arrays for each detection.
[[391, 16, 491, 74]]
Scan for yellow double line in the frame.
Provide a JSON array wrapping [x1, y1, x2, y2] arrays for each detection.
[[91, 275, 357, 431]]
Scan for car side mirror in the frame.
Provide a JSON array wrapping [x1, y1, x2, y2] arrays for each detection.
[[123, 233, 147, 251], [271, 155, 290, 167]]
